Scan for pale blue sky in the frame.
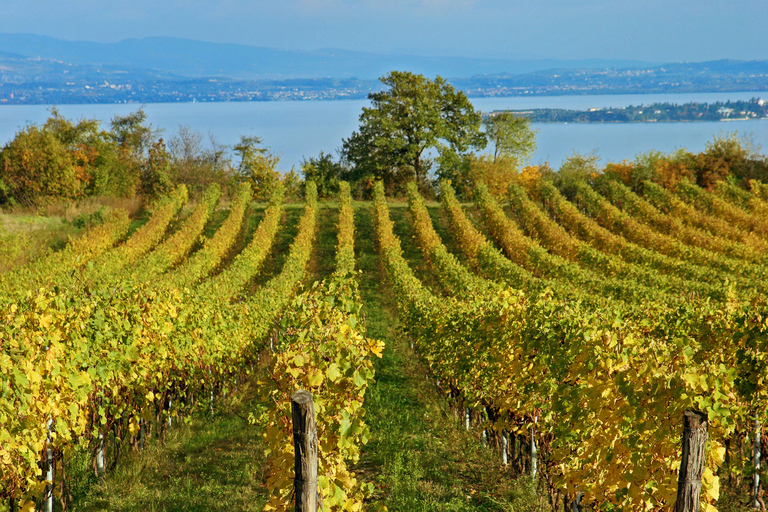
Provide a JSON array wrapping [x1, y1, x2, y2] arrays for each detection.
[[2, 0, 766, 62]]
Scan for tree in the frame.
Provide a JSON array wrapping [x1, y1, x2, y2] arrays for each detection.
[[553, 151, 602, 198], [0, 124, 82, 205], [693, 132, 758, 189], [139, 139, 173, 199], [110, 109, 156, 160], [301, 152, 343, 198], [234, 136, 280, 199], [106, 109, 160, 197], [0, 109, 112, 205], [168, 126, 233, 198], [484, 112, 537, 164], [342, 71, 486, 192]]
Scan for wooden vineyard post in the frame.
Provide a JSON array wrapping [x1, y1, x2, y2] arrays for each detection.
[[43, 417, 54, 512], [675, 410, 709, 512], [292, 390, 319, 512], [754, 413, 762, 510]]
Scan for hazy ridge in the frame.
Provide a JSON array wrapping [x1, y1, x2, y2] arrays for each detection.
[[0, 33, 766, 104]]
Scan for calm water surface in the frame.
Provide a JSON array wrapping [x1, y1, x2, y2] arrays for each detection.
[[0, 91, 765, 170]]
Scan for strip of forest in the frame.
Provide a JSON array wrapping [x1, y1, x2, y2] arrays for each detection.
[[495, 98, 768, 123]]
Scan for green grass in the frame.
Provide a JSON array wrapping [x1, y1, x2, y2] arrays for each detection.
[[309, 202, 340, 281], [69, 415, 268, 512], [0, 209, 130, 273]]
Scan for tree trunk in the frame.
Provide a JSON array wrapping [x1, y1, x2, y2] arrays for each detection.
[[675, 410, 709, 512]]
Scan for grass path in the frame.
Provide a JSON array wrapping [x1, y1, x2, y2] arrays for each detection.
[[72, 417, 268, 512], [353, 203, 543, 511]]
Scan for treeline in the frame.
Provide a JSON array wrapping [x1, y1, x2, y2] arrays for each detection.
[[303, 72, 768, 200], [503, 98, 768, 123], [0, 109, 300, 207], [3, 71, 768, 208]]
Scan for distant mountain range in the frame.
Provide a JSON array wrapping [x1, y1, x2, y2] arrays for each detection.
[[0, 33, 651, 80], [0, 33, 766, 104]]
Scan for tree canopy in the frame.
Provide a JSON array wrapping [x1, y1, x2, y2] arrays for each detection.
[[234, 136, 281, 199], [342, 71, 486, 191], [484, 112, 537, 164]]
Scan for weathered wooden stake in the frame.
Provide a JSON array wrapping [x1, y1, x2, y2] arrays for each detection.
[[501, 429, 509, 465], [96, 433, 105, 477], [675, 410, 709, 512], [754, 413, 762, 509], [43, 418, 53, 512], [292, 390, 319, 512], [531, 415, 538, 489], [96, 397, 105, 478], [571, 490, 582, 511]]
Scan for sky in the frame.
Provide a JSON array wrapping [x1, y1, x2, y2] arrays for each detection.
[[2, 0, 767, 62]]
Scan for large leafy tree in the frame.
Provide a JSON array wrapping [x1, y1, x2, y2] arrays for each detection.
[[342, 71, 486, 190]]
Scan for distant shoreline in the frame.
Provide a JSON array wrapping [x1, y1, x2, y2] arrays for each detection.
[[489, 98, 768, 124], [2, 92, 768, 108]]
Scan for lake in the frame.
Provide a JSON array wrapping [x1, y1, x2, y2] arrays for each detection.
[[0, 91, 766, 171]]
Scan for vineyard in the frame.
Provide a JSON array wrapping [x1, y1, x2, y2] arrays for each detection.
[[1, 174, 767, 512]]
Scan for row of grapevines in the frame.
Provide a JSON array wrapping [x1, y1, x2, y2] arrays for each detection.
[[374, 180, 751, 511], [162, 182, 252, 290], [438, 180, 536, 289], [82, 185, 189, 285], [474, 182, 620, 290], [506, 182, 711, 303], [473, 182, 688, 304], [713, 178, 754, 209], [0, 207, 130, 302], [242, 183, 319, 349], [675, 179, 768, 235], [334, 182, 356, 275], [530, 179, 733, 300], [0, 184, 316, 507], [413, 182, 650, 316], [570, 181, 768, 286], [196, 184, 285, 302], [437, 178, 768, 510], [601, 180, 768, 265], [120, 183, 222, 284], [260, 182, 383, 512], [642, 180, 759, 246], [1, 284, 239, 505], [406, 182, 500, 297]]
